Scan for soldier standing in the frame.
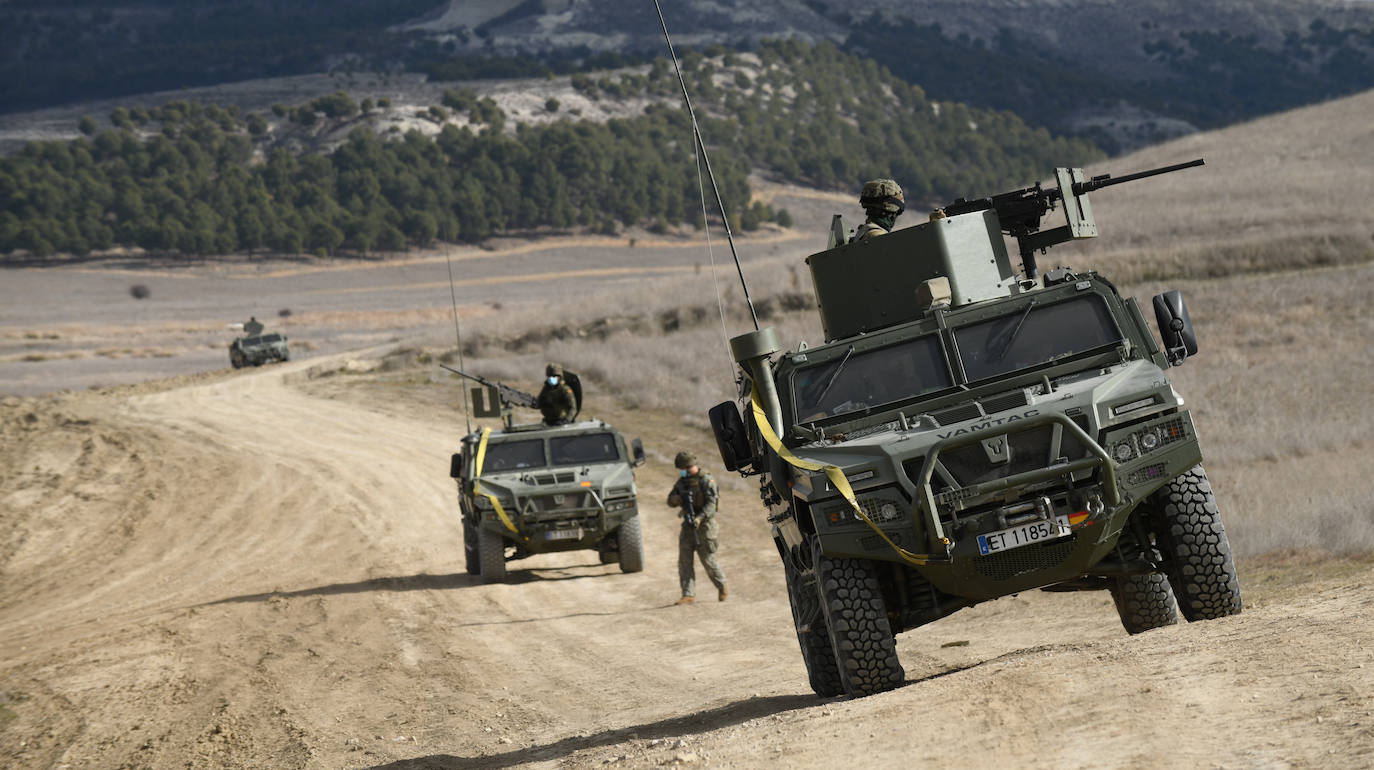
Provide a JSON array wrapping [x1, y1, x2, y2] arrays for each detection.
[[853, 178, 906, 242], [537, 363, 576, 425], [667, 451, 728, 605]]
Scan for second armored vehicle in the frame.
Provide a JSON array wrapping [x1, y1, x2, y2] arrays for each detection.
[[709, 160, 1242, 697], [447, 368, 648, 583], [229, 317, 290, 368]]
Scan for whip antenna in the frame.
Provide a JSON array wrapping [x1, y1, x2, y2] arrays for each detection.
[[652, 0, 759, 331], [445, 252, 472, 433]]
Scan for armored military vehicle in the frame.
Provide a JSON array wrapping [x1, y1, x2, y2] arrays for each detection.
[[446, 367, 648, 583], [228, 317, 290, 368], [707, 159, 1242, 697]]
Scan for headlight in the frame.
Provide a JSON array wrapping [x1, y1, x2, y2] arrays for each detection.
[[1113, 442, 1135, 462], [605, 498, 635, 512], [1139, 431, 1160, 451]]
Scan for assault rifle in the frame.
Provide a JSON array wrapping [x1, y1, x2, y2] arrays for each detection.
[[681, 484, 698, 545], [942, 158, 1204, 279], [441, 365, 539, 410]]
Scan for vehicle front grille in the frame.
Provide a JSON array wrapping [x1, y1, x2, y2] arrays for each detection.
[[531, 471, 576, 486], [973, 537, 1076, 580], [930, 403, 981, 425], [979, 389, 1029, 414], [921, 390, 1029, 427], [938, 424, 1090, 488], [527, 493, 594, 515]]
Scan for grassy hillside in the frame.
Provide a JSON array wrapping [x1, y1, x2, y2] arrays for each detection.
[[0, 41, 1098, 259], [4, 0, 1373, 156], [420, 0, 1374, 152]]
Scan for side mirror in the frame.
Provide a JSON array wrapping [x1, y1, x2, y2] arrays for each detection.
[[450, 451, 464, 479], [1152, 290, 1198, 366], [631, 438, 646, 468], [708, 401, 754, 472]]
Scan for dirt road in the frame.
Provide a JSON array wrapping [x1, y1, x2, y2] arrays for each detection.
[[3, 352, 1373, 769]]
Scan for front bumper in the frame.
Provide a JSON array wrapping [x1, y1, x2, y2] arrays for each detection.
[[812, 410, 1203, 599]]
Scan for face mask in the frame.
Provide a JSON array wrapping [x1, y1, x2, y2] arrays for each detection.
[[547, 377, 558, 386], [679, 469, 688, 478]]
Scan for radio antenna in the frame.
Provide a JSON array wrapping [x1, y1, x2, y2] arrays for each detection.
[[445, 252, 472, 433], [651, 0, 759, 331]]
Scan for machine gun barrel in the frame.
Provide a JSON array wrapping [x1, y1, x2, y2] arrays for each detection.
[[1071, 158, 1204, 196], [440, 364, 539, 409]]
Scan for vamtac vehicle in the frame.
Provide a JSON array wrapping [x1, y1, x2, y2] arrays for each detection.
[[446, 367, 648, 583], [228, 317, 289, 368], [707, 159, 1243, 697]]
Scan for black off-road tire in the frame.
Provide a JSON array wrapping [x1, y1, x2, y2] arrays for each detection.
[[478, 528, 507, 584], [598, 546, 618, 565], [617, 515, 645, 573], [1109, 573, 1179, 634], [462, 519, 480, 575], [783, 555, 843, 697], [816, 553, 904, 697], [230, 350, 245, 369], [1152, 465, 1243, 621]]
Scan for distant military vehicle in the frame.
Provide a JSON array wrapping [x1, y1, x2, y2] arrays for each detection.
[[708, 159, 1243, 697], [229, 317, 290, 368], [446, 366, 648, 583]]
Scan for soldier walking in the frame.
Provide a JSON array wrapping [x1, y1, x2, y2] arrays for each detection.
[[667, 451, 728, 605]]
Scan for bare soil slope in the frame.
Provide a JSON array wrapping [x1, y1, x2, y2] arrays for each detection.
[[2, 351, 1372, 769]]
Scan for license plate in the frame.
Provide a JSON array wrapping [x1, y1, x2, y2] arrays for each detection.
[[977, 516, 1071, 556], [545, 528, 582, 541]]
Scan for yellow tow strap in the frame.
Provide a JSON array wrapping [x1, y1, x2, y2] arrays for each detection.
[[473, 427, 526, 542], [750, 391, 949, 566]]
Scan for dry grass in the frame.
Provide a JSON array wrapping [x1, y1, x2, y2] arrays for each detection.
[[1060, 89, 1374, 283], [5, 351, 87, 364]]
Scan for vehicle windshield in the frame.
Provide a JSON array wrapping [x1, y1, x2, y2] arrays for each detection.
[[483, 438, 546, 471], [792, 335, 953, 423], [550, 433, 620, 465], [954, 294, 1122, 382], [260, 334, 281, 343]]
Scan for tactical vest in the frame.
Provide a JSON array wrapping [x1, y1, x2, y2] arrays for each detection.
[[679, 472, 714, 513]]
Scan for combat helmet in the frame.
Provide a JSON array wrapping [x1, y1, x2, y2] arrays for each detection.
[[859, 179, 905, 215], [545, 362, 564, 377], [674, 451, 697, 469]]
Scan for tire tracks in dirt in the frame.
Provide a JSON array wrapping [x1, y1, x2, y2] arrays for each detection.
[[3, 355, 1374, 768]]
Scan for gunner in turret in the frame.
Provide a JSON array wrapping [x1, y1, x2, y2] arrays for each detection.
[[537, 363, 576, 425], [853, 178, 906, 242]]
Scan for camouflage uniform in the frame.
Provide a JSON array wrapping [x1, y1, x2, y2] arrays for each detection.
[[853, 178, 905, 243], [537, 362, 576, 425], [853, 221, 890, 242], [667, 452, 727, 602]]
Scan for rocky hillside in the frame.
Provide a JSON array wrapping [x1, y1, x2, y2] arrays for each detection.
[[420, 0, 1374, 151], [4, 0, 1372, 153]]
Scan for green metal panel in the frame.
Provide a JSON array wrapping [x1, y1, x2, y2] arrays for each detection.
[[806, 210, 1017, 342]]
